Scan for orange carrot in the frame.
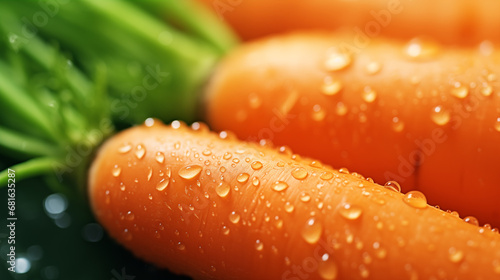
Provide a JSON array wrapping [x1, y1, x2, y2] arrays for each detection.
[[204, 31, 500, 227], [198, 0, 500, 45], [89, 120, 500, 280]]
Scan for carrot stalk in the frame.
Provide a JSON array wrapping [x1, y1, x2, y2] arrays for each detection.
[[0, 157, 61, 187], [89, 120, 500, 280], [0, 127, 59, 158]]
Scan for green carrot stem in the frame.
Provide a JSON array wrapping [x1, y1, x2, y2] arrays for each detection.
[[135, 0, 238, 54], [0, 157, 61, 188], [0, 127, 59, 158]]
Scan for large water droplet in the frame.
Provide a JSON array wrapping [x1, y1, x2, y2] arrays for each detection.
[[339, 203, 363, 220], [292, 167, 308, 180], [229, 211, 241, 224], [251, 161, 263, 170], [324, 51, 351, 71], [272, 181, 289, 192], [431, 106, 451, 126], [216, 182, 231, 198], [362, 86, 377, 103], [118, 143, 132, 154], [223, 152, 232, 160], [155, 152, 165, 164], [156, 177, 170, 191], [318, 253, 338, 280], [301, 218, 323, 244], [322, 76, 343, 96], [284, 202, 295, 213], [135, 144, 146, 159], [451, 84, 469, 99], [178, 165, 203, 180], [237, 173, 249, 183], [112, 165, 121, 177], [384, 181, 401, 192], [403, 191, 427, 209], [252, 177, 260, 187], [463, 216, 479, 226]]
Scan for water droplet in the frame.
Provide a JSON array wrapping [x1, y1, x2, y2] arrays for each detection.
[[249, 93, 262, 109], [335, 102, 348, 116], [481, 84, 493, 97], [451, 85, 469, 99], [391, 117, 405, 132], [384, 181, 401, 192], [135, 144, 146, 159], [494, 118, 500, 132], [229, 211, 241, 224], [237, 173, 249, 183], [155, 152, 165, 164], [251, 161, 263, 170], [174, 142, 181, 150], [255, 240, 264, 251], [272, 181, 289, 192], [252, 177, 260, 187], [338, 167, 350, 174], [122, 229, 132, 241], [284, 202, 295, 213], [177, 242, 186, 251], [318, 254, 338, 280], [220, 166, 226, 173], [365, 61, 382, 75], [431, 106, 451, 126], [325, 51, 351, 71], [112, 165, 121, 177], [403, 191, 427, 209], [156, 177, 170, 191], [147, 168, 153, 182], [300, 193, 311, 202], [312, 104, 326, 121], [216, 182, 231, 198], [202, 149, 212, 156], [339, 203, 363, 220], [292, 167, 308, 180], [362, 86, 377, 103], [320, 172, 334, 180], [222, 225, 230, 235], [405, 38, 440, 59], [125, 211, 134, 221], [449, 247, 464, 263], [464, 216, 479, 226], [223, 152, 232, 160], [118, 143, 132, 154], [301, 218, 323, 244], [322, 76, 343, 96], [178, 165, 203, 180]]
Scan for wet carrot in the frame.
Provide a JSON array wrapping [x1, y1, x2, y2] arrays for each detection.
[[88, 120, 500, 280], [198, 0, 500, 45], [204, 32, 500, 227]]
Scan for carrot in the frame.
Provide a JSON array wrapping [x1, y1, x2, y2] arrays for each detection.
[[198, 0, 500, 45], [88, 119, 500, 280], [204, 32, 500, 228]]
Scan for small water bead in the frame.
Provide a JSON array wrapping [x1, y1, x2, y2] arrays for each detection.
[[292, 167, 308, 180], [272, 181, 289, 192], [339, 203, 363, 220], [223, 152, 232, 160], [301, 218, 323, 244], [178, 165, 203, 180], [392, 117, 405, 132], [431, 106, 451, 126], [320, 172, 334, 180], [384, 181, 401, 192], [481, 84, 493, 97], [220, 166, 226, 173], [300, 193, 311, 202], [359, 265, 370, 278], [324, 51, 352, 71], [120, 183, 126, 191], [222, 225, 230, 235], [451, 85, 469, 99], [177, 242, 186, 251], [463, 216, 479, 226], [135, 144, 146, 159], [338, 167, 350, 174], [403, 191, 428, 209], [365, 61, 382, 75], [251, 161, 263, 170], [318, 254, 338, 280], [147, 168, 153, 181], [321, 76, 343, 96], [255, 240, 264, 251], [284, 202, 295, 213], [310, 161, 323, 168], [405, 38, 440, 60], [156, 178, 169, 191], [335, 102, 348, 116], [216, 182, 231, 198], [112, 165, 121, 177], [229, 211, 241, 224], [362, 86, 377, 103], [277, 161, 286, 167], [155, 152, 165, 164], [237, 173, 249, 183], [449, 247, 464, 263], [494, 118, 500, 132], [125, 211, 135, 221], [174, 142, 181, 150], [118, 143, 132, 154], [122, 229, 132, 241], [312, 105, 327, 121], [202, 150, 212, 156]]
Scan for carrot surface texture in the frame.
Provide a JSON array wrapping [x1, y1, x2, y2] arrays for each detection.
[[205, 32, 500, 228], [199, 0, 500, 45], [89, 120, 500, 280]]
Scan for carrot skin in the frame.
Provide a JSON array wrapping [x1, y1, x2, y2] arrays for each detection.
[[204, 32, 500, 227], [198, 0, 500, 45], [89, 120, 500, 280]]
